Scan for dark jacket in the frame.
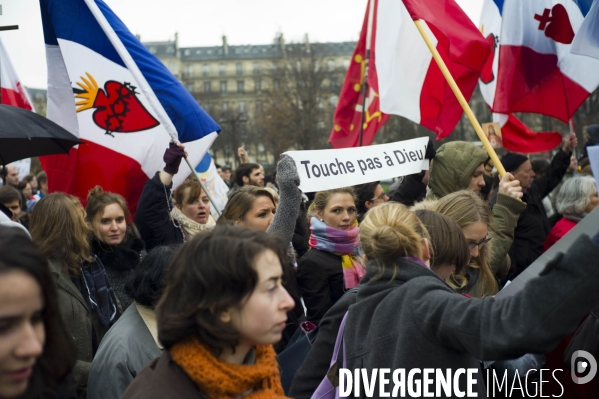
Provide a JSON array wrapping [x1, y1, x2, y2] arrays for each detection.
[[342, 236, 599, 398], [289, 289, 359, 399], [49, 260, 111, 399], [134, 172, 184, 251], [506, 148, 571, 281], [297, 249, 345, 325], [90, 232, 145, 309], [121, 351, 204, 399], [389, 173, 428, 206], [88, 304, 162, 399]]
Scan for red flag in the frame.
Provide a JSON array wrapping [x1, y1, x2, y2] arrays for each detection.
[[496, 113, 563, 153], [329, 0, 389, 148], [0, 38, 34, 110]]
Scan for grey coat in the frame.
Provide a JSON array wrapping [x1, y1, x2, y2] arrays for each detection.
[[343, 235, 599, 398], [87, 303, 162, 399], [49, 259, 110, 399]]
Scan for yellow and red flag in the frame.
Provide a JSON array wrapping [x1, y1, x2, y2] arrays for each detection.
[[329, 0, 389, 148]]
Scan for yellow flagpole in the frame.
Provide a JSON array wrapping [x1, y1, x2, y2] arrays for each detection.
[[413, 20, 506, 177]]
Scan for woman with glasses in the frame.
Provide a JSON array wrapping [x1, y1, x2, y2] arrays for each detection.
[[353, 181, 389, 223], [416, 190, 501, 298]]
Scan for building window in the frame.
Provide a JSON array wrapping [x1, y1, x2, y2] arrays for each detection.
[[184, 64, 192, 78], [236, 62, 243, 75], [273, 79, 280, 90], [220, 81, 227, 94], [256, 100, 263, 114], [222, 102, 228, 111], [253, 62, 260, 74], [255, 80, 261, 92], [327, 60, 335, 71], [272, 62, 278, 72], [204, 82, 211, 93], [167, 62, 175, 71], [237, 80, 244, 94], [186, 83, 194, 92], [219, 63, 225, 76], [203, 64, 209, 77], [239, 101, 246, 114]]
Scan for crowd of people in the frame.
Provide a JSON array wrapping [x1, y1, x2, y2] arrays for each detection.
[[0, 126, 599, 399]]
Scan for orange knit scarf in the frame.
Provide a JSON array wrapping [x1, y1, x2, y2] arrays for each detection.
[[170, 338, 288, 399]]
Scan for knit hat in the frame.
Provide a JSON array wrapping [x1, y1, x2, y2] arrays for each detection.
[[501, 152, 529, 172]]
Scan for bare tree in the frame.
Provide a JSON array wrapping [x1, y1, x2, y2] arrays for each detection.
[[257, 43, 344, 153]]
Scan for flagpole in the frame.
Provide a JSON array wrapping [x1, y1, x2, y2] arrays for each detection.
[[413, 20, 507, 177], [82, 0, 221, 215], [358, 0, 376, 147]]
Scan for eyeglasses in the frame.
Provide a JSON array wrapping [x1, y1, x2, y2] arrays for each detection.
[[468, 236, 492, 250], [370, 192, 388, 201]]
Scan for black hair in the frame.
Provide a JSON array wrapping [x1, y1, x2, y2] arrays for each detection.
[[0, 225, 76, 393], [124, 244, 180, 308], [234, 163, 261, 186], [354, 181, 380, 222]]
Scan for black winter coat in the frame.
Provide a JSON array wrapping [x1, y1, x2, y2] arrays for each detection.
[[134, 172, 184, 251], [296, 249, 345, 325], [506, 149, 571, 281], [343, 236, 599, 398]]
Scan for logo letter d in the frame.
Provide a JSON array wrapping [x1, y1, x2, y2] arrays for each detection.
[[571, 350, 597, 384]]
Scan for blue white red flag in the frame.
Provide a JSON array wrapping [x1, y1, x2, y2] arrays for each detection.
[[195, 153, 229, 218], [571, 0, 599, 60], [38, 0, 220, 213], [476, 0, 563, 153], [494, 0, 599, 123]]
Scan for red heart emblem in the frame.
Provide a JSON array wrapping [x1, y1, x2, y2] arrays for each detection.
[[535, 4, 575, 45], [480, 33, 497, 84], [92, 81, 159, 134]]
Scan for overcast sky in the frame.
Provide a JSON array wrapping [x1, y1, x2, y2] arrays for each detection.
[[0, 0, 481, 89]]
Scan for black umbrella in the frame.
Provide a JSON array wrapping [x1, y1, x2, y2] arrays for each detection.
[[0, 104, 84, 165]]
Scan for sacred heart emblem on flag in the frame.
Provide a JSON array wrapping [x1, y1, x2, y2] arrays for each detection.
[[480, 33, 498, 84], [534, 4, 575, 44], [74, 72, 159, 136]]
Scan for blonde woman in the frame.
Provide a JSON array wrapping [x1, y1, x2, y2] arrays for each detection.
[[341, 202, 599, 397], [297, 187, 364, 325], [428, 190, 503, 298]]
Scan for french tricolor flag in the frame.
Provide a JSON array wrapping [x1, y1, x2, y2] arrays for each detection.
[[494, 0, 599, 123], [39, 0, 220, 213], [0, 38, 34, 111], [477, 0, 564, 153]]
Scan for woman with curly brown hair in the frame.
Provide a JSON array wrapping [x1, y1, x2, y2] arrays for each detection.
[[30, 193, 120, 398], [122, 225, 294, 399]]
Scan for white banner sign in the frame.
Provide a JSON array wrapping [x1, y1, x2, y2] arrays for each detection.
[[284, 137, 430, 193]]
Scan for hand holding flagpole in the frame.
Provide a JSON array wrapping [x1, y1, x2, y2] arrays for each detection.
[[413, 20, 507, 178]]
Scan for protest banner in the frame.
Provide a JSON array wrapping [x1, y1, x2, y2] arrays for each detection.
[[284, 137, 429, 193]]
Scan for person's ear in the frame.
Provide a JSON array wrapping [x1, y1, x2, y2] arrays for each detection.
[[219, 309, 232, 324], [315, 209, 323, 221], [365, 200, 374, 210], [242, 176, 249, 185], [421, 238, 431, 264]]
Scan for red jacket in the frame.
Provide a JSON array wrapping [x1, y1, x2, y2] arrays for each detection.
[[544, 217, 577, 252]]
